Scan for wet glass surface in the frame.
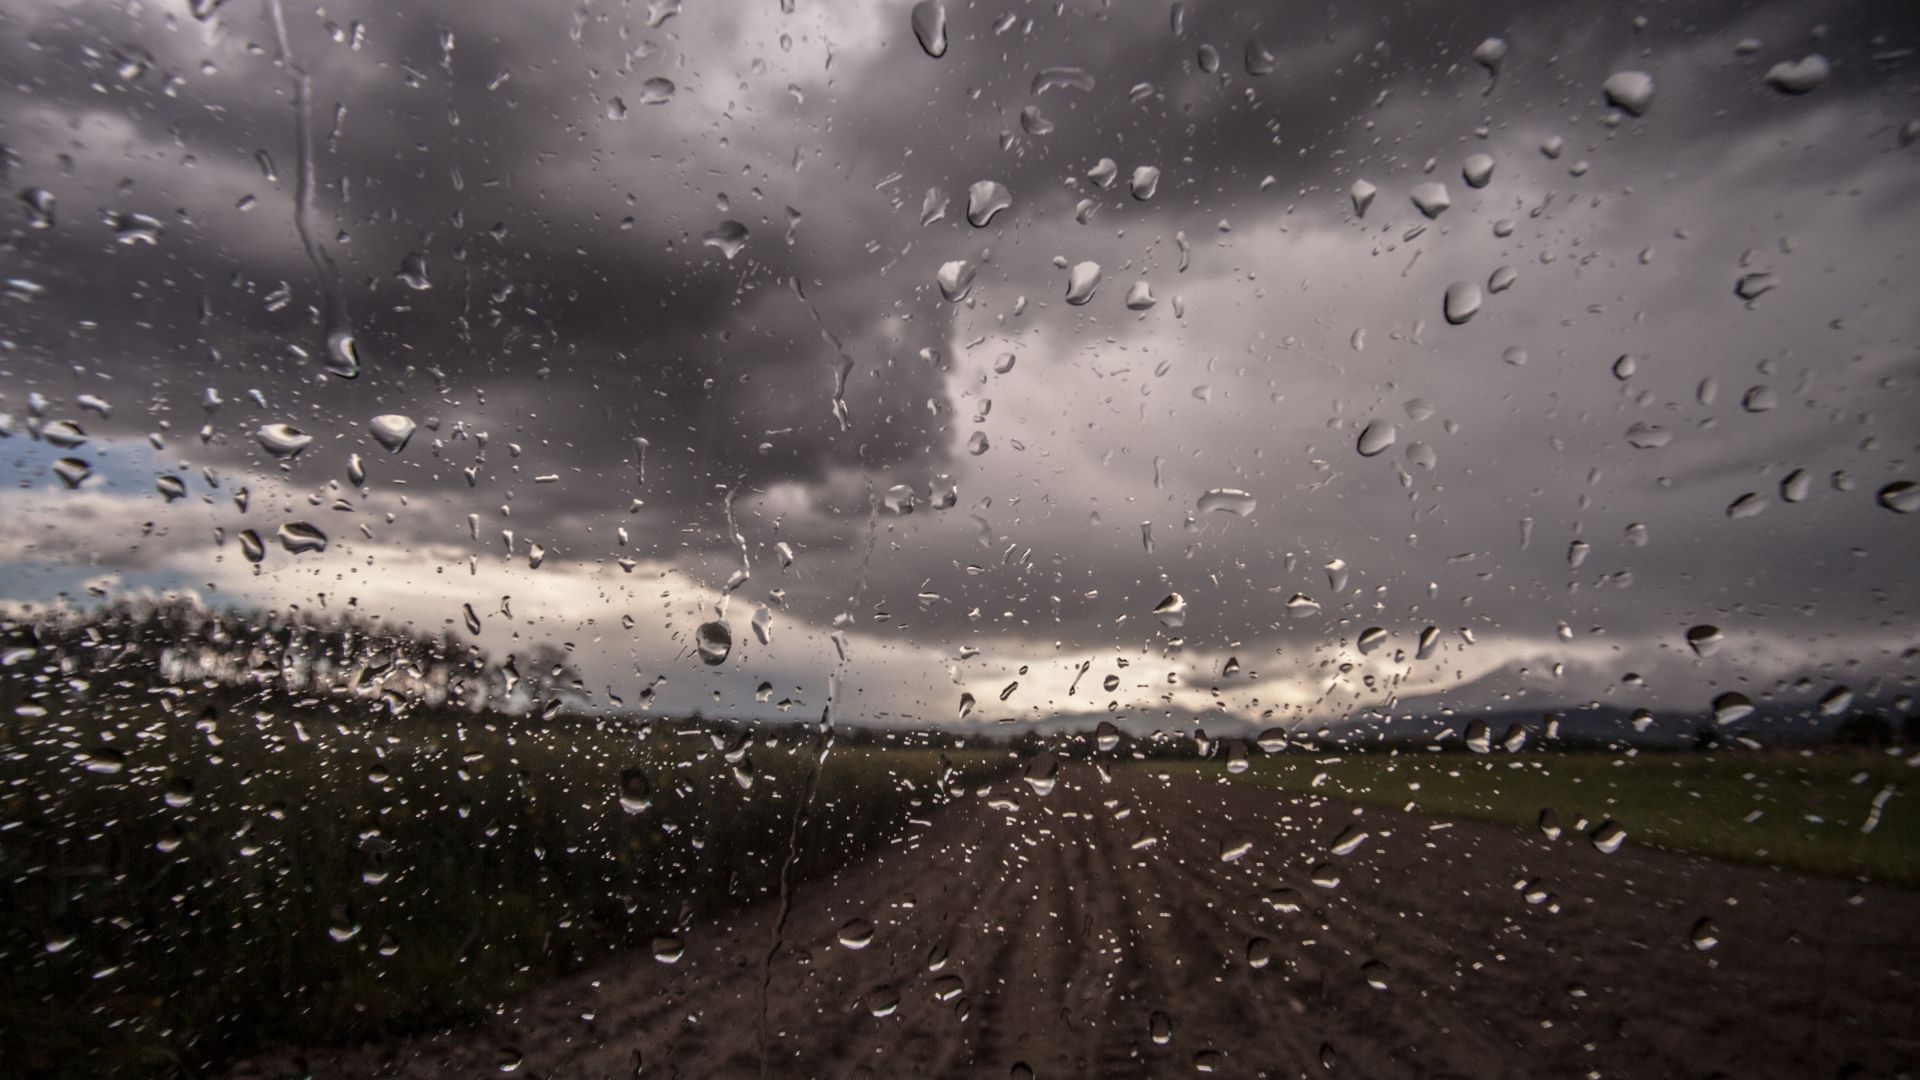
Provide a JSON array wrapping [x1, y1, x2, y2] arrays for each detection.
[[1, 0, 1917, 1077]]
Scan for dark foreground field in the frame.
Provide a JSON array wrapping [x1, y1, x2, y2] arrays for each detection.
[[226, 762, 1920, 1080]]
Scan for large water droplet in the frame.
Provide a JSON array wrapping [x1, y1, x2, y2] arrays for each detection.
[[1409, 182, 1451, 219], [966, 181, 1012, 226], [910, 1, 947, 58], [369, 414, 416, 453], [1350, 179, 1376, 217], [618, 768, 652, 813], [276, 522, 329, 553], [1712, 691, 1755, 725], [702, 220, 749, 260], [397, 252, 430, 290], [1686, 625, 1723, 657], [695, 620, 732, 665], [1877, 481, 1919, 514], [1764, 54, 1829, 93], [1129, 166, 1161, 200], [1196, 488, 1255, 516], [936, 260, 977, 302], [1602, 70, 1655, 115], [1462, 153, 1494, 188], [1442, 280, 1482, 325], [256, 423, 313, 459], [1356, 420, 1397, 457], [1153, 593, 1187, 628], [325, 326, 362, 379], [1064, 261, 1103, 305], [638, 77, 675, 105]]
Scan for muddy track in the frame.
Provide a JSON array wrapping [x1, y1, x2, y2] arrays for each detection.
[[227, 765, 1920, 1079]]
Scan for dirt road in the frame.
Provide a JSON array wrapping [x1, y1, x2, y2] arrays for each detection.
[[227, 764, 1920, 1079]]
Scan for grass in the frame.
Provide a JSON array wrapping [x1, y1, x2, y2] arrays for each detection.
[[1156, 748, 1920, 887], [0, 681, 1008, 1079]]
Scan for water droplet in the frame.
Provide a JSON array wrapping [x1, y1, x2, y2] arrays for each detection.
[[325, 326, 362, 379], [838, 918, 875, 949], [1064, 261, 1103, 305], [920, 187, 949, 226], [1129, 166, 1160, 200], [1196, 488, 1255, 517], [1022, 752, 1059, 796], [369, 414, 416, 453], [638, 77, 675, 105], [1244, 37, 1276, 75], [1087, 158, 1118, 189], [1462, 153, 1494, 188], [1124, 281, 1157, 310], [1765, 54, 1829, 93], [1712, 691, 1755, 725], [21, 188, 54, 229], [966, 431, 989, 456], [1877, 481, 1919, 514], [1362, 959, 1392, 989], [966, 181, 1012, 227], [1488, 265, 1518, 293], [1031, 67, 1096, 95], [276, 522, 329, 554], [651, 935, 684, 964], [618, 768, 651, 813], [495, 1048, 522, 1073], [40, 419, 86, 449], [397, 252, 430, 290], [1690, 917, 1719, 951], [937, 260, 977, 302], [1442, 280, 1482, 325], [237, 529, 265, 563], [1781, 469, 1811, 503], [256, 423, 313, 459], [1686, 625, 1723, 657], [1590, 820, 1627, 854], [1357, 627, 1387, 654], [1350, 179, 1376, 217], [1152, 593, 1187, 628], [702, 220, 749, 260], [1356, 420, 1397, 457], [1726, 493, 1767, 519], [463, 603, 483, 635], [1409, 182, 1451, 219], [695, 621, 731, 665], [1502, 345, 1528, 366], [910, 1, 947, 58], [1150, 1010, 1174, 1044], [1820, 686, 1854, 715], [1472, 37, 1507, 92], [1538, 808, 1563, 840], [1602, 70, 1654, 115], [1624, 422, 1670, 449], [111, 211, 162, 245], [1735, 272, 1776, 301]]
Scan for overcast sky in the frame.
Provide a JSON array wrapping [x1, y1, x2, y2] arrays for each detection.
[[1, 0, 1915, 736]]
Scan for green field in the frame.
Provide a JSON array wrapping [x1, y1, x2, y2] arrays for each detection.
[[1156, 748, 1919, 887], [0, 684, 1008, 1078]]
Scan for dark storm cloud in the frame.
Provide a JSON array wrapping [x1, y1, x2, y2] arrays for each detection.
[[1, 0, 1916, 725]]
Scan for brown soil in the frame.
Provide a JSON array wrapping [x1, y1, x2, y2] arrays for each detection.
[[226, 764, 1920, 1079]]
